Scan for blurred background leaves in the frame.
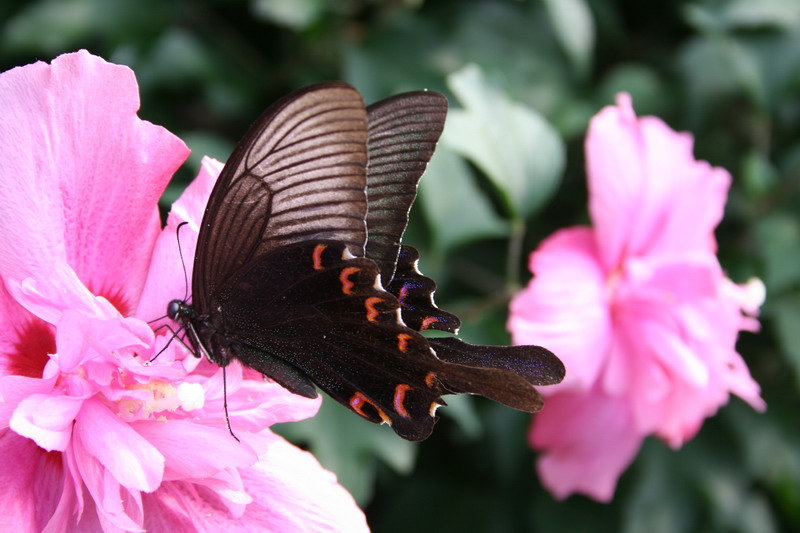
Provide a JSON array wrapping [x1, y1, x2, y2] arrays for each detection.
[[2, 0, 799, 531]]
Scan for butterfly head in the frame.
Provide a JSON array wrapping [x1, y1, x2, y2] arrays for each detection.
[[167, 299, 195, 322]]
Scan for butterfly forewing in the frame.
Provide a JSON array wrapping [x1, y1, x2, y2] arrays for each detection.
[[193, 82, 370, 310], [365, 91, 447, 284]]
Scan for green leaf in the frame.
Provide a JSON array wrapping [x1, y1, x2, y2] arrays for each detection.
[[418, 146, 508, 253], [685, 0, 800, 32], [437, 394, 483, 439], [741, 150, 778, 199], [1, 0, 101, 53], [709, 38, 767, 111], [767, 294, 800, 389], [598, 63, 668, 115], [541, 0, 595, 77], [723, 0, 800, 30], [754, 213, 800, 293], [252, 0, 326, 31], [181, 130, 235, 172], [442, 64, 565, 219], [680, 14, 800, 113]]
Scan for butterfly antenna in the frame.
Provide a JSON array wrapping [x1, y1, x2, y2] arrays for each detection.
[[222, 365, 241, 442], [145, 222, 191, 347], [176, 221, 191, 302]]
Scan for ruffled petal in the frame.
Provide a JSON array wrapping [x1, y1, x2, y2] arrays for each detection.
[[74, 399, 164, 492], [240, 433, 369, 532], [0, 429, 70, 532], [141, 432, 369, 532], [191, 363, 322, 434], [0, 373, 57, 426], [587, 93, 730, 271], [8, 261, 118, 326], [70, 425, 145, 531], [0, 279, 54, 378], [515, 92, 764, 502], [131, 419, 258, 481], [224, 377, 322, 430], [10, 393, 84, 451]]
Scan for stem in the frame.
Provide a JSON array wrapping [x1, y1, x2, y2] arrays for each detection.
[[506, 216, 526, 292]]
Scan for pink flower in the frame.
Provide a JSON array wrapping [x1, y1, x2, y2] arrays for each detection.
[[508, 93, 765, 502], [0, 51, 368, 532]]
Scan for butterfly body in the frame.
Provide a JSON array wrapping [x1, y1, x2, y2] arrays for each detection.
[[167, 82, 564, 441]]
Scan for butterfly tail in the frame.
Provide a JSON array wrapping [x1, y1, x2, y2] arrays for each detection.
[[429, 337, 565, 413]]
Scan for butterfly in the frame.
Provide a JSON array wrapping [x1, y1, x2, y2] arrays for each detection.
[[167, 82, 564, 441]]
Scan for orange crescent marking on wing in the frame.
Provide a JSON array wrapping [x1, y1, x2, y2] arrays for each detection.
[[420, 316, 440, 330], [364, 297, 383, 322], [350, 392, 391, 425], [396, 333, 413, 353], [339, 266, 360, 295], [425, 371, 437, 388], [393, 384, 412, 418], [312, 244, 327, 271]]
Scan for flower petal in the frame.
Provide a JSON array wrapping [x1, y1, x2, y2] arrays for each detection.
[[193, 362, 322, 433], [0, 50, 189, 316], [10, 393, 84, 451], [70, 426, 145, 531], [0, 429, 76, 532], [0, 280, 54, 379], [75, 399, 164, 492], [587, 93, 730, 270], [225, 379, 322, 430], [132, 419, 258, 481], [509, 227, 611, 391], [9, 261, 118, 326], [515, 92, 764, 502], [0, 373, 56, 427], [531, 387, 642, 502], [141, 432, 369, 532], [136, 157, 222, 322]]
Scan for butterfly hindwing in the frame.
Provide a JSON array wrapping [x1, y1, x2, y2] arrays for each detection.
[[362, 99, 566, 392], [429, 337, 566, 387], [386, 245, 461, 333], [215, 240, 450, 441], [430, 354, 546, 412], [378, 245, 566, 402]]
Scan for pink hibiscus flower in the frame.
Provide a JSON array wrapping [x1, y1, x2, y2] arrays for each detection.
[[0, 50, 368, 532], [508, 93, 766, 502]]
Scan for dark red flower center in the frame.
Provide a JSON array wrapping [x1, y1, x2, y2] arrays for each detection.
[[8, 319, 54, 378]]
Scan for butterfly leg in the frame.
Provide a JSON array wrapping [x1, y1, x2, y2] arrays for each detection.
[[222, 365, 241, 442], [148, 322, 198, 363]]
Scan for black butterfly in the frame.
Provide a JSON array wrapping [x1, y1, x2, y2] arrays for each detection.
[[168, 82, 564, 441]]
